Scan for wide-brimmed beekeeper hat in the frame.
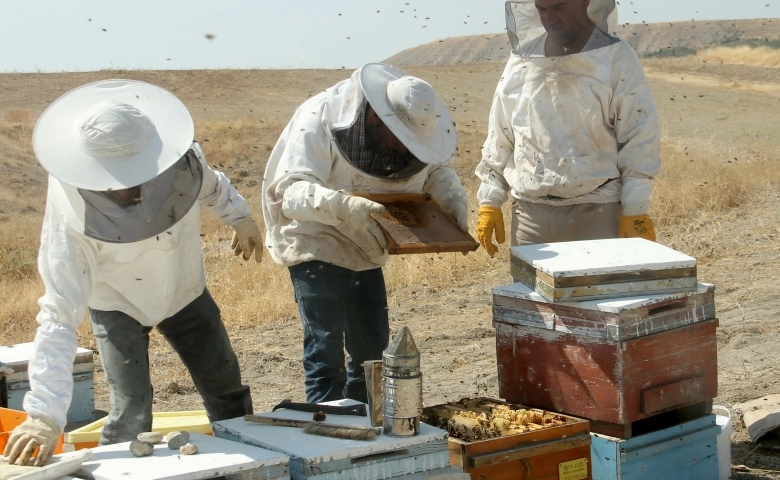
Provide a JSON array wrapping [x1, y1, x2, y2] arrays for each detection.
[[359, 63, 456, 166], [33, 79, 194, 191], [505, 0, 619, 52]]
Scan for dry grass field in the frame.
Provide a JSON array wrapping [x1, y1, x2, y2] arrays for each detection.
[[1, 46, 780, 477]]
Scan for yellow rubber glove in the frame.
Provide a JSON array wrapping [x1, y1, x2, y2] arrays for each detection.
[[619, 214, 656, 241], [4, 414, 61, 466], [231, 216, 264, 263], [476, 206, 505, 257]]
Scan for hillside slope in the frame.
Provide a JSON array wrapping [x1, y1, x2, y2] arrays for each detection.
[[384, 18, 780, 66]]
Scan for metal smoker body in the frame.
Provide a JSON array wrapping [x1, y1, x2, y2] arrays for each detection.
[[382, 326, 422, 437]]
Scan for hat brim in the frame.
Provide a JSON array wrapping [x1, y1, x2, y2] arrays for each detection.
[[33, 79, 194, 191], [360, 63, 457, 166]]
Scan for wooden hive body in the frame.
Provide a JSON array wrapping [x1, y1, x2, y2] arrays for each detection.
[[493, 284, 718, 437], [510, 238, 697, 302], [423, 398, 592, 480], [590, 414, 719, 479]]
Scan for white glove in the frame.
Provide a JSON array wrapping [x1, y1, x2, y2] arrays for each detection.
[[337, 195, 388, 257], [231, 216, 263, 263], [442, 199, 469, 232], [4, 414, 61, 466]]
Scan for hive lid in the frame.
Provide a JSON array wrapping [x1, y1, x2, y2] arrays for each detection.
[[510, 238, 696, 279], [492, 281, 715, 313]]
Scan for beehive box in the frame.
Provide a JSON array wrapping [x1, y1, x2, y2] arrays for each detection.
[[213, 400, 459, 480], [422, 398, 592, 480], [510, 238, 697, 303], [0, 342, 94, 423], [73, 431, 290, 480], [590, 414, 719, 479], [492, 282, 715, 341], [353, 192, 479, 255], [66, 410, 211, 449], [493, 283, 718, 438]]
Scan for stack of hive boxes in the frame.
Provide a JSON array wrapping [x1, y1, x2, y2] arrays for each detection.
[[492, 238, 721, 479]]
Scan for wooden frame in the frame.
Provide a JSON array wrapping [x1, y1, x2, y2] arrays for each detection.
[[422, 398, 592, 480], [352, 193, 479, 255]]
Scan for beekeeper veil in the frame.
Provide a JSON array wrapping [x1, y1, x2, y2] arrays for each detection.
[[505, 0, 618, 52], [33, 80, 203, 243]]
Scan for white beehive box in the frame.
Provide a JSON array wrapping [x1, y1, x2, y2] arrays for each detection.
[[0, 342, 95, 422], [213, 400, 459, 480], [510, 238, 697, 302], [74, 431, 290, 480]]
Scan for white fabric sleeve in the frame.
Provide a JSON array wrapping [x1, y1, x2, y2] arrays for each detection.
[[193, 142, 251, 225], [265, 103, 342, 226], [610, 48, 662, 216], [23, 196, 94, 430], [475, 80, 515, 208], [281, 181, 347, 225], [423, 164, 469, 212]]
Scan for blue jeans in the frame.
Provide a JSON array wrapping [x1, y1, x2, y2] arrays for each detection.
[[90, 288, 252, 445], [289, 261, 389, 404]]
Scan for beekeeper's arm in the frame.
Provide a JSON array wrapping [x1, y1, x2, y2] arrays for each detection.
[[193, 142, 263, 262], [266, 112, 386, 258], [474, 84, 515, 256], [423, 163, 470, 232], [610, 49, 662, 241], [5, 194, 95, 466]]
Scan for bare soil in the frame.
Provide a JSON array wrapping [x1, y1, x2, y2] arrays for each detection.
[[2, 57, 779, 478]]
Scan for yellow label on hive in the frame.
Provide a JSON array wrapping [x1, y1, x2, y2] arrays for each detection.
[[558, 457, 588, 480]]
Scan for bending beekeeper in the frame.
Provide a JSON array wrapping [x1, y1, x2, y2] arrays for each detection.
[[263, 63, 469, 403], [476, 0, 661, 256], [4, 80, 262, 466]]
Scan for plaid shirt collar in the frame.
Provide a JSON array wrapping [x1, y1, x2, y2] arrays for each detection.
[[335, 104, 413, 178]]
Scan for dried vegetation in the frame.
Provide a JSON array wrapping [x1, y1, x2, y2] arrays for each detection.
[[0, 54, 778, 347]]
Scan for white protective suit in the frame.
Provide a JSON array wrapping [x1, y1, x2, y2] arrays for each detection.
[[263, 67, 467, 271], [476, 1, 660, 217], [24, 142, 250, 430]]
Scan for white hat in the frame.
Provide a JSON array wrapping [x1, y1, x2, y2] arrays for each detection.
[[33, 79, 194, 191], [359, 63, 457, 166]]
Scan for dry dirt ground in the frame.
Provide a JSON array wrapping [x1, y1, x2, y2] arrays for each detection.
[[2, 57, 779, 478]]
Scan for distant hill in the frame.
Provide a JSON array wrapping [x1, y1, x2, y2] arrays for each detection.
[[384, 18, 780, 66]]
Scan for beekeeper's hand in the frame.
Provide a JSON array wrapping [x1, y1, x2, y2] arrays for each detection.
[[4, 414, 60, 466], [338, 195, 387, 257], [441, 199, 469, 232], [231, 216, 264, 262], [619, 214, 656, 241], [476, 206, 505, 257]]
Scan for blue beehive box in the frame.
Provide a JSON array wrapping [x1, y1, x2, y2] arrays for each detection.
[[213, 400, 461, 480], [1, 342, 95, 423], [591, 414, 719, 479]]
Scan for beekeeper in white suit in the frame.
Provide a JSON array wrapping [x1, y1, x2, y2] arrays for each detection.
[[4, 80, 262, 466], [263, 63, 469, 404], [476, 0, 661, 256]]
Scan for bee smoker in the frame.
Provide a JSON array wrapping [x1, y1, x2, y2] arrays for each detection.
[[381, 326, 422, 437]]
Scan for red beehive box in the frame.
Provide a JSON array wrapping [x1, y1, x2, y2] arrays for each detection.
[[493, 282, 718, 438]]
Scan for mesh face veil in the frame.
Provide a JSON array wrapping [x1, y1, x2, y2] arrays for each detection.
[[505, 0, 618, 52], [58, 150, 204, 243]]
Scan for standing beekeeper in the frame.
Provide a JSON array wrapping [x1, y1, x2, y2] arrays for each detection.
[[4, 80, 262, 466], [263, 63, 469, 404], [476, 0, 661, 256]]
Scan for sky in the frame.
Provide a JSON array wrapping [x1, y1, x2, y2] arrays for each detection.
[[1, 0, 777, 73]]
